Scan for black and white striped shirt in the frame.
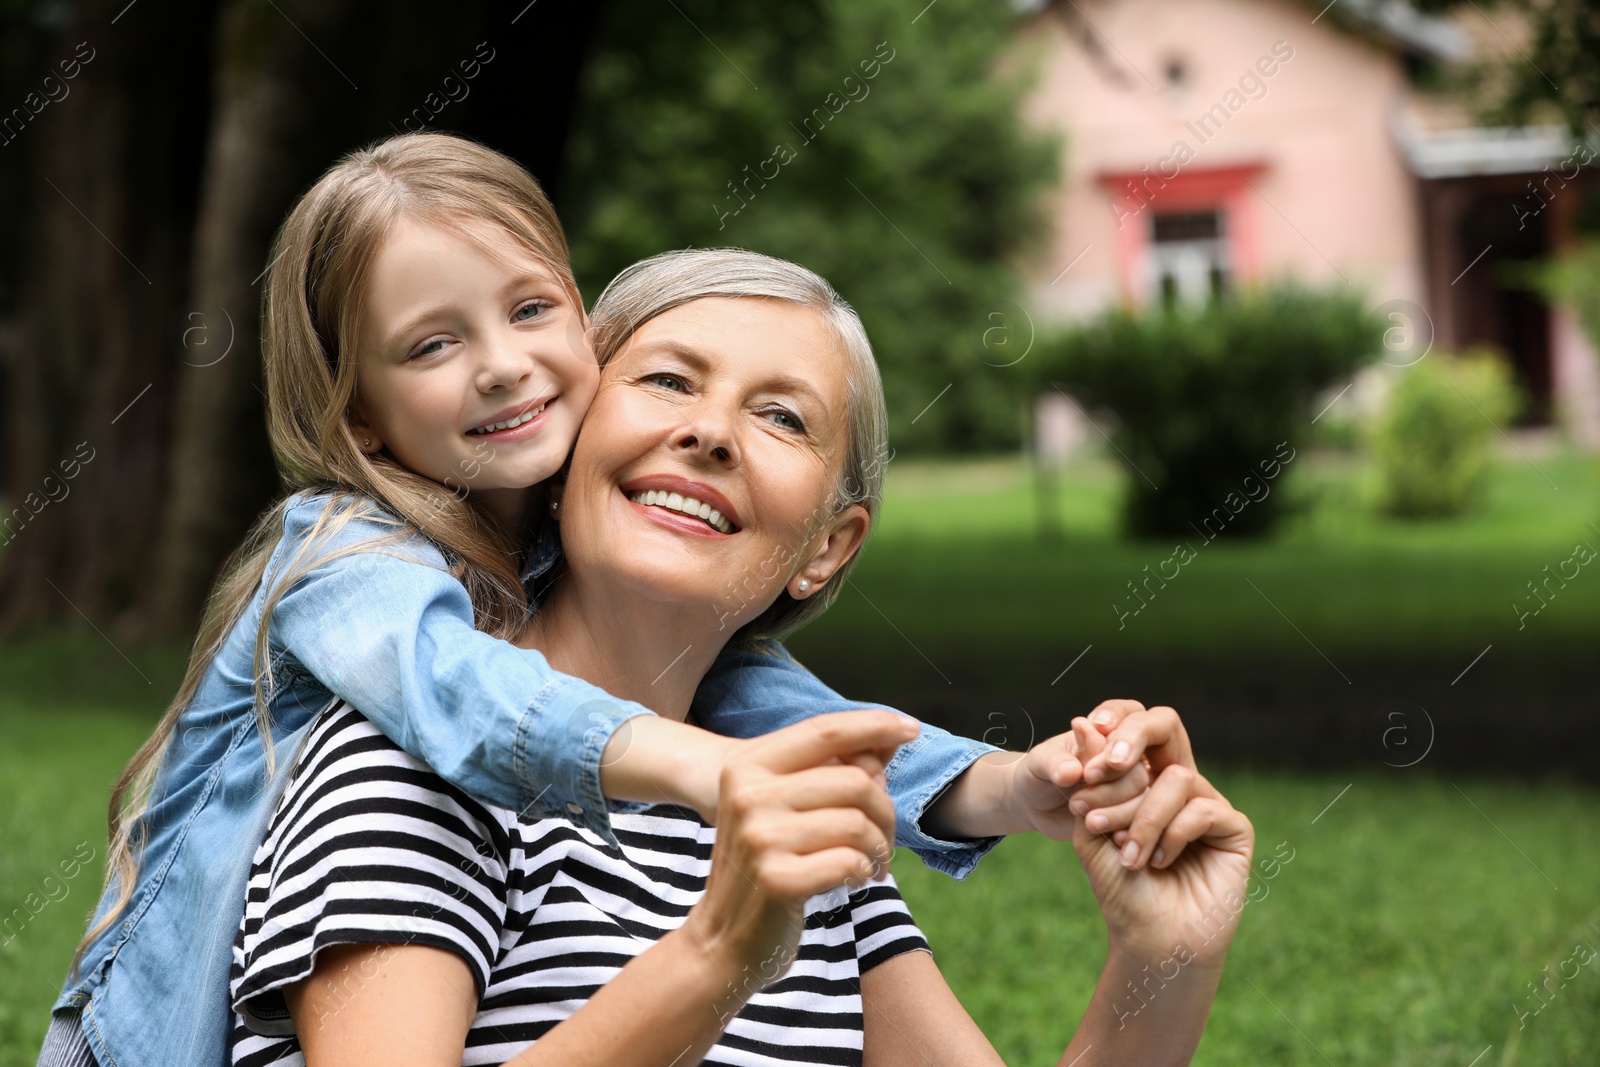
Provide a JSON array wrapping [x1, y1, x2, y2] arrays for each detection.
[[230, 705, 929, 1067]]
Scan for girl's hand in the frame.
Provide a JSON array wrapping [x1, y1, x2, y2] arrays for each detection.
[[1007, 725, 1150, 842], [682, 710, 913, 986], [1070, 708, 1254, 967]]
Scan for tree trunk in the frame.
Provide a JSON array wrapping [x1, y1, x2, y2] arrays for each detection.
[[0, 0, 214, 635], [145, 0, 351, 635], [1, 0, 595, 639]]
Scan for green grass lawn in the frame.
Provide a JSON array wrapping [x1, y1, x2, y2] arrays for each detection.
[[0, 639, 179, 1065], [1, 450, 1596, 1063], [793, 449, 1600, 658], [894, 769, 1600, 1066]]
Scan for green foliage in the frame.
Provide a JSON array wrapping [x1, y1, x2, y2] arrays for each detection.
[[1535, 241, 1600, 356], [1412, 0, 1600, 135], [1031, 287, 1382, 538], [1374, 350, 1519, 519], [560, 0, 1058, 451]]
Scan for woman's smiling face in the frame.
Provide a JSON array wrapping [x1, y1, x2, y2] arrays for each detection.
[[557, 296, 869, 627]]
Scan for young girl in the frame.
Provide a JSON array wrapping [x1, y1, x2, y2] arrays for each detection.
[[42, 133, 1095, 1067]]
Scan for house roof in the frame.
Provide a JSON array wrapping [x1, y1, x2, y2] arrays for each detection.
[[1326, 0, 1474, 63], [1392, 113, 1579, 178], [1016, 0, 1473, 62]]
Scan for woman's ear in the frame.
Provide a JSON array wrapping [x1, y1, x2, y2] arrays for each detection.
[[788, 505, 870, 599]]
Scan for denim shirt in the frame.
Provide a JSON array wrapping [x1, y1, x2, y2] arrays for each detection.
[[54, 490, 999, 1067]]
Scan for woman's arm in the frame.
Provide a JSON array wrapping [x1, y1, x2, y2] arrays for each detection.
[[287, 944, 477, 1065], [279, 710, 916, 1067], [865, 713, 1252, 1067], [862, 941, 1227, 1067], [286, 932, 738, 1067], [862, 950, 1004, 1066]]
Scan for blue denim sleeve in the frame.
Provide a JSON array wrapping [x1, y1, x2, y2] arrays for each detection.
[[692, 639, 1003, 880], [267, 495, 654, 845]]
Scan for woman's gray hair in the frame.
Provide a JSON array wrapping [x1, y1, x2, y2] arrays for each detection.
[[589, 248, 890, 642]]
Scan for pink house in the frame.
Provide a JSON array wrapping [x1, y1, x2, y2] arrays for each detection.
[[1016, 0, 1600, 443]]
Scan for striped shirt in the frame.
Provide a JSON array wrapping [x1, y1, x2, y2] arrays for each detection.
[[230, 705, 929, 1067]]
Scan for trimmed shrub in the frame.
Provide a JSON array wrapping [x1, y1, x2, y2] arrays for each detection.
[[1374, 349, 1519, 518], [1033, 286, 1381, 538]]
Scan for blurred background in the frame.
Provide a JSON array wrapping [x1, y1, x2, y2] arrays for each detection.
[[1, 0, 1597, 1062]]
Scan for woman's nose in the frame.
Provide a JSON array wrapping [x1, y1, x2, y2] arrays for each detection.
[[675, 399, 739, 465]]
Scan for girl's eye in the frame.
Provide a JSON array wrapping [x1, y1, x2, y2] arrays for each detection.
[[764, 407, 805, 432], [513, 300, 551, 323], [409, 338, 449, 360]]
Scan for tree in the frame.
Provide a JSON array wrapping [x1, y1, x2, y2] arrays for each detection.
[[562, 0, 1058, 452], [0, 0, 1049, 638], [1415, 0, 1600, 134], [0, 0, 218, 634], [0, 0, 599, 637]]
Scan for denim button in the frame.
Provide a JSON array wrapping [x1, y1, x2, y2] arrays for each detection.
[[565, 802, 583, 815]]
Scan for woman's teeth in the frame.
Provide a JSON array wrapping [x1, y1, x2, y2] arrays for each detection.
[[469, 401, 547, 435], [629, 490, 734, 534]]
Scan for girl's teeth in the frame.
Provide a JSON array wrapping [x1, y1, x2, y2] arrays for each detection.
[[470, 401, 547, 435], [628, 490, 733, 533]]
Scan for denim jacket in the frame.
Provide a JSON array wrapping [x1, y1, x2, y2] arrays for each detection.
[[54, 490, 999, 1067]]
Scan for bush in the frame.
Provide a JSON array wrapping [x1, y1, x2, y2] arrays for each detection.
[[1535, 242, 1600, 350], [1373, 349, 1519, 518], [1032, 286, 1381, 538]]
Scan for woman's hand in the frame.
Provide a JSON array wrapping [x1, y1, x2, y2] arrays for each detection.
[[602, 714, 905, 829], [682, 709, 915, 990], [1070, 709, 1254, 968]]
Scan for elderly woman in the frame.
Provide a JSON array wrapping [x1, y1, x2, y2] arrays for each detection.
[[227, 250, 1254, 1066]]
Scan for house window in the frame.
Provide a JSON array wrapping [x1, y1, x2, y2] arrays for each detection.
[[1150, 210, 1229, 307]]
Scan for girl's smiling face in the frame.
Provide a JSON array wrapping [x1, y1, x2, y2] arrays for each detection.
[[349, 217, 598, 503]]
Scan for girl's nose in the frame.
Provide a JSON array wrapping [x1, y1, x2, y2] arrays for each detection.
[[476, 337, 531, 393]]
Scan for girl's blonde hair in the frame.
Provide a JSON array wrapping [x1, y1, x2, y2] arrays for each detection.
[[588, 249, 889, 643], [77, 132, 577, 972]]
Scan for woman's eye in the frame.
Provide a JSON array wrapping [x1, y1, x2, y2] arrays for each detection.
[[513, 300, 550, 323], [764, 408, 804, 432], [645, 373, 688, 392]]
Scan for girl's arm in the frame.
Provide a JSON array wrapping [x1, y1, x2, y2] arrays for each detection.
[[918, 699, 1155, 842], [694, 639, 1003, 877], [269, 496, 731, 840], [697, 643, 1165, 866]]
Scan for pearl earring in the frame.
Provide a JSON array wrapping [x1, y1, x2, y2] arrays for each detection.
[[363, 438, 371, 448], [549, 500, 561, 515], [797, 578, 810, 594]]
